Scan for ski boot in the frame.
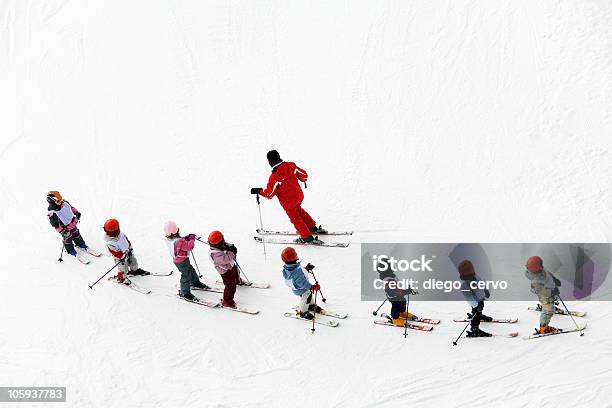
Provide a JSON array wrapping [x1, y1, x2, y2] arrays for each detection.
[[308, 304, 323, 313], [538, 325, 559, 335], [295, 235, 324, 245], [129, 268, 149, 276], [309, 225, 328, 235], [117, 273, 131, 286], [179, 291, 198, 301], [192, 281, 211, 290], [480, 314, 493, 322], [466, 327, 492, 337], [222, 299, 237, 308], [400, 311, 417, 321], [298, 311, 315, 320]]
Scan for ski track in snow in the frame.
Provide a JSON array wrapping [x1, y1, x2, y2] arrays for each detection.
[[2, 1, 612, 407]]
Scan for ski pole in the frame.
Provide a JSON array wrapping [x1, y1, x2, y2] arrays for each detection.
[[88, 257, 123, 289], [373, 298, 388, 316], [255, 194, 267, 257], [58, 244, 64, 263], [557, 294, 584, 336], [311, 285, 319, 334], [234, 259, 251, 285], [306, 268, 326, 303], [191, 253, 202, 278], [452, 308, 480, 346], [403, 292, 410, 338]]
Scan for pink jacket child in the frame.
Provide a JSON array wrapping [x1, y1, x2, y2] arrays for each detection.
[[164, 221, 209, 301], [208, 230, 241, 308]]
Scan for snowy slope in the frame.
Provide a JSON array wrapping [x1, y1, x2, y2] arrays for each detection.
[[1, 1, 612, 407]]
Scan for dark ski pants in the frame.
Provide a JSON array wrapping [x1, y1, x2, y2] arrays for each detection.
[[63, 228, 86, 255], [221, 266, 239, 304], [175, 259, 200, 297], [470, 301, 485, 329], [390, 300, 406, 319]]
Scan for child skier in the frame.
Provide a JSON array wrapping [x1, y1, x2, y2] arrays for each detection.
[[251, 150, 326, 244], [525, 256, 561, 334], [103, 219, 147, 284], [457, 260, 493, 337], [377, 259, 419, 326], [163, 221, 209, 301], [46, 191, 99, 262], [207, 230, 242, 308], [281, 247, 322, 319]]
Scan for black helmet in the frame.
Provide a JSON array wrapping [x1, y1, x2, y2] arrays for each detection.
[[266, 150, 282, 167]]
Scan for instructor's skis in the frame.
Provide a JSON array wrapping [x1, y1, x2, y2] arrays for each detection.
[[254, 236, 349, 248], [256, 229, 353, 236]]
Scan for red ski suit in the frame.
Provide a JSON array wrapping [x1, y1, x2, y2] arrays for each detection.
[[260, 161, 316, 238]]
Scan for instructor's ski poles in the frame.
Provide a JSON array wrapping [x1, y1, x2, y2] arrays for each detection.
[[255, 193, 267, 258], [557, 293, 585, 336], [58, 244, 65, 263], [88, 257, 123, 289], [305, 263, 326, 302]]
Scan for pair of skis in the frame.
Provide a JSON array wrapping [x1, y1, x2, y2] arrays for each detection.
[[183, 282, 270, 314], [528, 304, 586, 317], [73, 247, 103, 264], [107, 270, 173, 294], [174, 293, 260, 314], [284, 307, 348, 327], [254, 229, 352, 248], [374, 313, 440, 332]]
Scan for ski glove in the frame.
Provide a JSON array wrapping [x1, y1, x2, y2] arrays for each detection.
[[305, 263, 315, 272], [552, 274, 562, 288], [185, 234, 196, 242], [250, 188, 261, 195], [311, 283, 321, 292], [227, 244, 237, 254]]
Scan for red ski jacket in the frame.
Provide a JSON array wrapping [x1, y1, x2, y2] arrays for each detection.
[[260, 162, 308, 208]]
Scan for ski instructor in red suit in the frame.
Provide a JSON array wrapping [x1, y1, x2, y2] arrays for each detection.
[[251, 150, 327, 244]]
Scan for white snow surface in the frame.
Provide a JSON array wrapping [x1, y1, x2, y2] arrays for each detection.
[[2, 1, 612, 407]]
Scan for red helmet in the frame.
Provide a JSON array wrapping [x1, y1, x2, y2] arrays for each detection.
[[457, 260, 475, 278], [526, 256, 543, 272], [104, 219, 120, 236], [208, 230, 224, 245], [281, 247, 299, 263]]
